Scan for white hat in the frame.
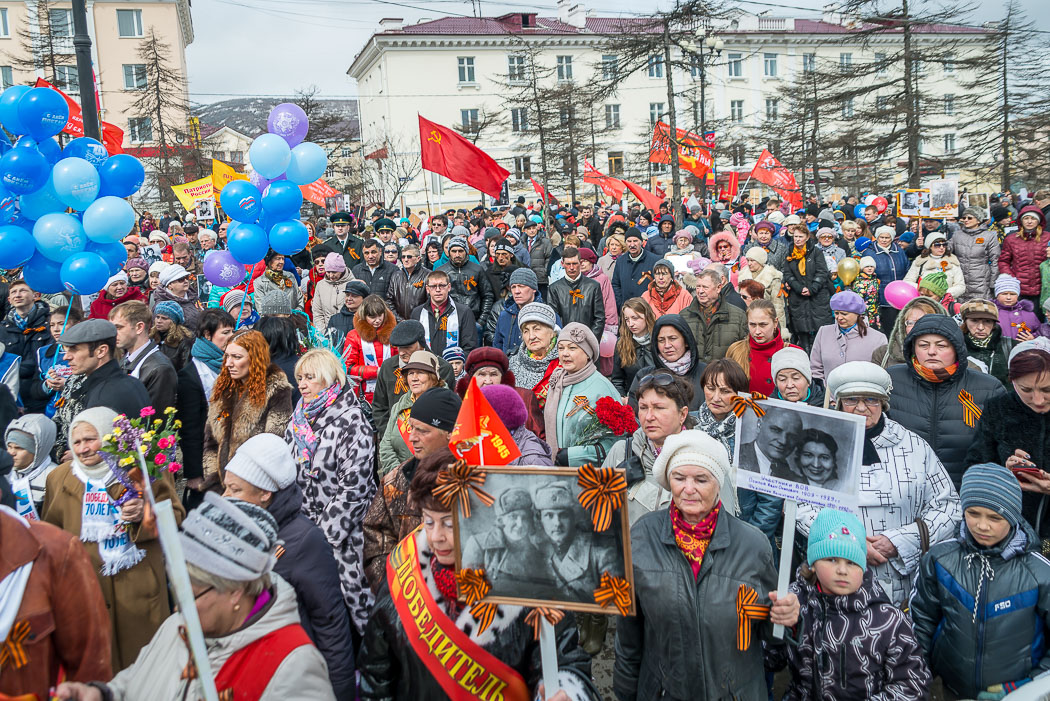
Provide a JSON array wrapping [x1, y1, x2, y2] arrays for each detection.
[[199, 229, 217, 241], [744, 247, 768, 265], [766, 211, 785, 224], [149, 231, 171, 246], [926, 232, 948, 247], [148, 261, 170, 277], [827, 360, 892, 401], [105, 271, 128, 290], [782, 214, 802, 226], [158, 264, 191, 288], [652, 430, 736, 514], [874, 225, 896, 239], [859, 256, 876, 269], [225, 434, 296, 493], [1008, 337, 1050, 366], [771, 347, 812, 384]]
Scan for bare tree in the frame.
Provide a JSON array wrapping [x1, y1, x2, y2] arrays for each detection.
[[360, 133, 422, 208], [453, 106, 508, 144], [7, 0, 76, 89], [293, 85, 351, 144]]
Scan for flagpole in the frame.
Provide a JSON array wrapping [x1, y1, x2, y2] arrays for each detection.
[[421, 168, 433, 220]]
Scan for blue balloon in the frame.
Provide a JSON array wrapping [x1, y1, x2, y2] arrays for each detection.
[[220, 181, 263, 223], [52, 157, 100, 211], [268, 220, 309, 255], [37, 137, 61, 165], [60, 252, 110, 294], [19, 179, 65, 220], [14, 136, 37, 149], [61, 137, 108, 169], [284, 142, 327, 185], [0, 183, 19, 224], [83, 196, 135, 243], [21, 251, 63, 293], [0, 225, 33, 268], [227, 222, 268, 264], [0, 86, 30, 135], [33, 212, 86, 262], [86, 239, 128, 275], [18, 87, 70, 141], [261, 181, 303, 220], [97, 154, 145, 198], [0, 147, 48, 194], [248, 133, 291, 179], [853, 204, 866, 218]]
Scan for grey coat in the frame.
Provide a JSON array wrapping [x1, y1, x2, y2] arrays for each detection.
[[947, 221, 1000, 302]]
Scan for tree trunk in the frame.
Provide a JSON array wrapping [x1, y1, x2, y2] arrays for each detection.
[[1000, 19, 1010, 191], [901, 0, 921, 187]]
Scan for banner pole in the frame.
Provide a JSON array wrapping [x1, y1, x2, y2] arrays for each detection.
[[539, 618, 560, 699], [772, 499, 797, 640]]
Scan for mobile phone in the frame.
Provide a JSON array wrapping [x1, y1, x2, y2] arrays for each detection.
[[1011, 466, 1042, 479]]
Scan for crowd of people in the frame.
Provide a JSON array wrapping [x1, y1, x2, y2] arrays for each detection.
[[2, 188, 1050, 700]]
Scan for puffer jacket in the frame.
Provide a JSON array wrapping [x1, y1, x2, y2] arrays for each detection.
[[771, 568, 930, 700], [782, 240, 835, 334], [910, 522, 1050, 699], [523, 231, 555, 285], [437, 259, 494, 321], [615, 509, 779, 701], [948, 221, 1000, 301], [964, 325, 1013, 386], [871, 242, 910, 306], [546, 274, 606, 341], [998, 205, 1049, 295], [627, 314, 707, 411], [886, 314, 1006, 488], [904, 253, 967, 299], [311, 270, 353, 330], [872, 296, 949, 368], [679, 285, 748, 362], [385, 264, 428, 321], [612, 249, 661, 309]]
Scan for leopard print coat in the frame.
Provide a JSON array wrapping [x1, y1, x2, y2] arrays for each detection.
[[286, 385, 377, 633]]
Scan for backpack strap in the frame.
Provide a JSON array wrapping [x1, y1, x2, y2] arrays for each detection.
[[214, 623, 313, 701]]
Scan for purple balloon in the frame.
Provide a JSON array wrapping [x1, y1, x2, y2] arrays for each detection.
[[202, 249, 246, 287], [267, 103, 309, 148], [248, 170, 271, 192]]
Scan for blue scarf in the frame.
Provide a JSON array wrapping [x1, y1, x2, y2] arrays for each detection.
[[191, 336, 224, 373]]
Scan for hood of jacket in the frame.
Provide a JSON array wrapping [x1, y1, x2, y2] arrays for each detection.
[[5, 414, 56, 472], [902, 313, 969, 373], [354, 309, 396, 344], [880, 296, 949, 367], [707, 230, 741, 262], [657, 214, 676, 237], [797, 565, 893, 614], [267, 480, 305, 529], [995, 297, 1036, 313], [1018, 204, 1047, 232], [650, 313, 700, 373]]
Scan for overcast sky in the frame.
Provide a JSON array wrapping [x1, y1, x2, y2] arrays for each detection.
[[184, 0, 1046, 104]]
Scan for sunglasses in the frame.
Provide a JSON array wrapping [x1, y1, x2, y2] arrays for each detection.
[[637, 370, 677, 388]]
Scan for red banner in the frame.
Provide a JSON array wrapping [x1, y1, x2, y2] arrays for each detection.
[[720, 171, 740, 201], [622, 180, 665, 212], [448, 377, 521, 466], [34, 78, 124, 155], [300, 178, 339, 207], [583, 160, 625, 201], [419, 115, 509, 199], [749, 149, 803, 210], [649, 121, 713, 179]]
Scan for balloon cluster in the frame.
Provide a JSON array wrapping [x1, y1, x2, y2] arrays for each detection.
[[211, 103, 326, 277], [0, 85, 145, 295]]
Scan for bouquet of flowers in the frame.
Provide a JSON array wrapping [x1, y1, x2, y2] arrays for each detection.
[[574, 396, 639, 445], [99, 406, 182, 506]]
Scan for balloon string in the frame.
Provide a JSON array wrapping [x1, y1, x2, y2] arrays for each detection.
[[60, 300, 72, 336], [235, 290, 248, 329]]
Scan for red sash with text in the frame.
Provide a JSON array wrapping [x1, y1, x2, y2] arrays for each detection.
[[386, 529, 529, 701]]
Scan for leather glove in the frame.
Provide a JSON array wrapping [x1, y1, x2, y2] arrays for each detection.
[[555, 448, 570, 466]]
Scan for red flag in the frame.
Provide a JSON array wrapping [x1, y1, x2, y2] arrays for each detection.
[[725, 171, 740, 200], [622, 180, 665, 212], [531, 178, 559, 205], [448, 377, 521, 466], [34, 78, 124, 154], [750, 149, 803, 210], [583, 160, 625, 200], [419, 115, 509, 199], [300, 178, 339, 206], [649, 121, 713, 179]]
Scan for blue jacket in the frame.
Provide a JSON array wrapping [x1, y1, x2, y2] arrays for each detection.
[[612, 249, 661, 309], [492, 291, 558, 357], [872, 243, 910, 306], [35, 343, 66, 418]]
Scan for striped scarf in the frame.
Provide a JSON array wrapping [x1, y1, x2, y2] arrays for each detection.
[[910, 356, 958, 383]]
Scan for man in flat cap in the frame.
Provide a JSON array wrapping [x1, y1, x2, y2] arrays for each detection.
[[370, 320, 456, 438], [60, 319, 150, 419], [461, 487, 546, 594], [322, 211, 365, 270]]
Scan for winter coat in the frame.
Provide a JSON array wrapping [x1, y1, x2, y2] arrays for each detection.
[[509, 424, 553, 465], [910, 523, 1050, 699], [378, 391, 416, 476], [547, 274, 606, 341], [871, 243, 910, 306], [796, 418, 961, 607], [999, 206, 1049, 295], [41, 464, 184, 670], [268, 482, 356, 700], [0, 511, 112, 699], [253, 271, 304, 314], [175, 359, 209, 490], [782, 241, 835, 334], [311, 270, 353, 330], [1, 302, 53, 412], [611, 335, 651, 396], [615, 508, 780, 701], [325, 304, 356, 351], [321, 234, 364, 270], [358, 527, 598, 701], [886, 316, 1006, 487], [809, 323, 888, 381], [948, 221, 1000, 301], [904, 253, 967, 299], [850, 273, 882, 328], [409, 299, 478, 356], [964, 326, 1014, 387], [102, 574, 335, 700], [371, 355, 455, 441], [150, 285, 202, 332], [551, 369, 620, 466], [80, 359, 151, 418], [743, 237, 790, 272], [996, 298, 1042, 340], [522, 232, 555, 286], [642, 282, 692, 316], [287, 385, 376, 633], [737, 262, 788, 334], [603, 429, 665, 525], [597, 253, 619, 280], [586, 265, 618, 331], [627, 315, 707, 411], [493, 291, 552, 358], [127, 341, 177, 413], [343, 311, 395, 404], [352, 259, 397, 298], [362, 456, 421, 591], [438, 259, 495, 322], [88, 286, 146, 320], [385, 265, 428, 321], [202, 368, 294, 484], [612, 250, 662, 309], [151, 326, 192, 371], [771, 567, 930, 701], [680, 285, 748, 361]]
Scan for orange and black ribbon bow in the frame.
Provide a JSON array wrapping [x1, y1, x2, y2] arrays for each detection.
[[593, 572, 632, 615], [434, 460, 494, 518], [959, 389, 982, 428], [525, 608, 566, 641], [178, 626, 198, 682], [0, 620, 29, 670], [731, 394, 766, 419], [736, 584, 771, 651], [577, 464, 626, 532], [637, 271, 653, 286], [393, 367, 408, 394], [570, 289, 585, 305], [464, 276, 477, 290], [458, 569, 497, 634], [566, 395, 595, 418]]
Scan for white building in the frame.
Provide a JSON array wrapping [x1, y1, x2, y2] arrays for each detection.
[[347, 2, 993, 211]]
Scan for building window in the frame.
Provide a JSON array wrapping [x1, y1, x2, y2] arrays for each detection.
[[802, 53, 815, 74], [0, 9, 8, 37], [340, 147, 352, 158], [943, 54, 955, 73], [730, 144, 746, 167], [840, 52, 852, 68], [730, 100, 744, 123], [212, 150, 225, 162], [605, 104, 620, 129], [875, 52, 887, 76], [601, 54, 618, 81], [556, 55, 573, 81], [727, 53, 743, 78], [944, 94, 954, 116], [649, 102, 664, 126], [342, 167, 351, 177], [513, 156, 531, 180], [116, 9, 143, 37], [457, 56, 475, 83], [54, 65, 78, 92], [128, 117, 152, 143], [510, 107, 528, 132], [651, 163, 667, 174], [325, 166, 335, 179], [230, 150, 243, 163], [460, 108, 479, 130], [508, 55, 526, 82], [841, 98, 854, 118], [763, 53, 777, 77], [49, 8, 73, 37], [647, 54, 664, 78], [943, 133, 956, 154], [559, 107, 572, 127], [0, 66, 11, 90], [765, 98, 778, 120], [607, 151, 623, 175], [122, 64, 147, 90]]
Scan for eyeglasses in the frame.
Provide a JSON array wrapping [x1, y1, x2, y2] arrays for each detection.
[[402, 254, 420, 260], [193, 586, 214, 600], [427, 283, 450, 290], [841, 397, 882, 408]]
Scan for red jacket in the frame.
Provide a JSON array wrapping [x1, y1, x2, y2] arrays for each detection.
[[342, 311, 395, 403], [998, 205, 1048, 295], [88, 286, 146, 319]]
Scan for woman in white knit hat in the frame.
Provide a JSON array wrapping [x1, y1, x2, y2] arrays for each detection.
[[769, 346, 825, 407], [616, 430, 799, 700], [736, 244, 787, 336]]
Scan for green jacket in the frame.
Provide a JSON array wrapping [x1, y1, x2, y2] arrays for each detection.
[[377, 392, 414, 477], [679, 286, 748, 362], [554, 371, 621, 466]]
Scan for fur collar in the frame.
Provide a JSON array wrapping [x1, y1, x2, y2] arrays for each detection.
[[354, 311, 396, 344]]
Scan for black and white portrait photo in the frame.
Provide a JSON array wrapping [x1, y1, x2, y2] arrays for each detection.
[[454, 468, 633, 613], [898, 189, 930, 218], [734, 399, 865, 512]]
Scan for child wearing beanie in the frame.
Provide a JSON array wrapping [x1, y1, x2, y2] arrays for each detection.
[[994, 274, 1040, 341], [769, 507, 930, 698], [850, 255, 881, 329], [911, 463, 1050, 700]]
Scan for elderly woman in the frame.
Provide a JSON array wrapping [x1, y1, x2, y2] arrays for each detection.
[[545, 322, 620, 466], [611, 298, 654, 397], [221, 434, 355, 700], [809, 291, 888, 381], [663, 228, 707, 274], [508, 302, 560, 394], [615, 430, 798, 701], [642, 259, 692, 316], [89, 271, 145, 319], [254, 250, 304, 312], [737, 246, 788, 335], [55, 495, 335, 700], [379, 350, 443, 476], [628, 315, 706, 411], [151, 263, 202, 331], [770, 346, 825, 406], [286, 348, 376, 635], [725, 300, 793, 396], [42, 407, 184, 671], [797, 361, 961, 606], [871, 224, 911, 330], [358, 455, 599, 700], [960, 298, 1014, 386], [597, 232, 625, 279], [125, 258, 150, 293]]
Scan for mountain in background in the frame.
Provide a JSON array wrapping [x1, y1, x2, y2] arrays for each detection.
[[194, 97, 360, 141]]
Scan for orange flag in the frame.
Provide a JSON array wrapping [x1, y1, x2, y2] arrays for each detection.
[[448, 377, 521, 466]]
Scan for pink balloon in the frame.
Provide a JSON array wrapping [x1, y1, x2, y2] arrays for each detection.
[[885, 280, 919, 310], [599, 329, 617, 358]]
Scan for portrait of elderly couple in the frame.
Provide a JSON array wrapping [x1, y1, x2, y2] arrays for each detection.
[[457, 471, 628, 608]]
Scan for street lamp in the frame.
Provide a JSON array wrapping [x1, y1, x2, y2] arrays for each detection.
[[687, 29, 723, 201]]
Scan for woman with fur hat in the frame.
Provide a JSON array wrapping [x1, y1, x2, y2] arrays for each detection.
[[455, 346, 546, 440], [707, 229, 743, 281], [809, 291, 888, 381], [89, 271, 145, 320], [342, 294, 395, 405], [737, 245, 788, 336]]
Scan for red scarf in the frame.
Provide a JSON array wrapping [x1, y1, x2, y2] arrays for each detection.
[[647, 280, 683, 315], [911, 356, 958, 383], [432, 558, 464, 619], [671, 501, 720, 580], [747, 331, 787, 395]]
